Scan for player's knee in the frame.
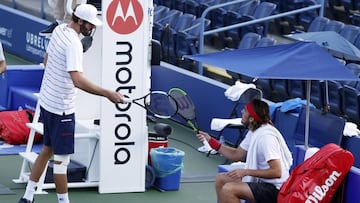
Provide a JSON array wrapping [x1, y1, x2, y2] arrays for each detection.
[[53, 154, 70, 174]]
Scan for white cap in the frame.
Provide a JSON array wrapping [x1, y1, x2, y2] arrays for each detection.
[[74, 4, 102, 26]]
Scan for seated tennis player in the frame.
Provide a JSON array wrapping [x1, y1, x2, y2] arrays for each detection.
[[197, 99, 293, 203]]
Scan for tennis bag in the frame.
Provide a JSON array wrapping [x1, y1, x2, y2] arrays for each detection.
[[0, 110, 42, 145], [278, 143, 354, 203]]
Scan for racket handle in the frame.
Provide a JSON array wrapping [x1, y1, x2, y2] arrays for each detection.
[[122, 98, 131, 103]]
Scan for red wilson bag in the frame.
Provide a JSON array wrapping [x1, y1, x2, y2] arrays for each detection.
[[0, 110, 42, 145], [278, 143, 354, 203]]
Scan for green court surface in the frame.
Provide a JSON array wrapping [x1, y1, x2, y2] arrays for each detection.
[[0, 119, 227, 203]]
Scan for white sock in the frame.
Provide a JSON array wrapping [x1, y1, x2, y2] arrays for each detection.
[[23, 180, 37, 201], [57, 193, 70, 203]]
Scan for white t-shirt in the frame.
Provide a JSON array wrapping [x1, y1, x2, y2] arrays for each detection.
[[0, 42, 5, 61], [240, 124, 291, 189], [39, 23, 83, 115]]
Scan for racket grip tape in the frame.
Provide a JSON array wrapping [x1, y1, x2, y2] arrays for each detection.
[[208, 138, 221, 151]]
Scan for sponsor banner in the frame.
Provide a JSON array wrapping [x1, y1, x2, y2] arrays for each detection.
[[0, 4, 49, 64], [100, 0, 152, 193]]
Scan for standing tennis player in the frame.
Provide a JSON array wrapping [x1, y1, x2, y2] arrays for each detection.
[[18, 4, 125, 203], [197, 99, 293, 203]]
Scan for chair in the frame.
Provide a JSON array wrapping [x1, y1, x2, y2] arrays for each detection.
[[307, 16, 330, 32], [271, 79, 289, 101], [173, 0, 186, 12], [297, 0, 320, 31], [354, 34, 360, 50], [342, 85, 360, 124], [341, 63, 360, 87], [151, 39, 162, 65], [154, 5, 170, 22], [309, 80, 325, 109], [175, 18, 211, 70], [152, 9, 182, 41], [339, 24, 360, 44], [326, 80, 344, 116], [184, 0, 213, 17], [255, 36, 277, 47], [160, 13, 196, 63], [287, 80, 306, 99], [215, 87, 263, 147], [293, 106, 346, 148], [224, 0, 260, 48], [323, 20, 345, 33], [238, 2, 277, 38], [226, 32, 261, 83], [281, 0, 304, 32]]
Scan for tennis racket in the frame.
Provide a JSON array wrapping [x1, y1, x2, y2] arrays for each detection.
[[168, 88, 213, 154], [123, 91, 178, 119]]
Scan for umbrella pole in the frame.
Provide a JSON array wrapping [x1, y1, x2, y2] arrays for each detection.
[[305, 80, 311, 149], [324, 80, 330, 113]]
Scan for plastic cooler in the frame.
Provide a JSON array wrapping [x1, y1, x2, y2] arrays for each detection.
[[150, 147, 185, 191]]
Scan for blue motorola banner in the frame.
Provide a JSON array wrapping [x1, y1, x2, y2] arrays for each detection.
[[0, 4, 49, 64]]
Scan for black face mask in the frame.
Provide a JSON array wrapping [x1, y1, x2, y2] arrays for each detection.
[[81, 28, 96, 53]]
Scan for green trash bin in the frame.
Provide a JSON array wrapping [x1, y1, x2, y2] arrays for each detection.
[[150, 147, 185, 191]]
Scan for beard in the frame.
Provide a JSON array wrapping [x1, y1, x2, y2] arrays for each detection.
[[80, 23, 92, 36]]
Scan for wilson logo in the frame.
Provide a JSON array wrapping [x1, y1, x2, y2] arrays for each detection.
[[106, 0, 144, 34], [305, 171, 342, 203]]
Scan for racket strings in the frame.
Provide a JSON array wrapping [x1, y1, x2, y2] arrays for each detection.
[[145, 92, 178, 118]]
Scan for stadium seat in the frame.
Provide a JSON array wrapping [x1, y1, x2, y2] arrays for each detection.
[[297, 0, 320, 31], [152, 9, 182, 41], [307, 16, 330, 32], [281, 0, 304, 32], [238, 2, 277, 38], [341, 63, 360, 87], [339, 24, 360, 44], [326, 80, 344, 116], [323, 20, 345, 33], [287, 80, 306, 99], [309, 80, 325, 109], [226, 32, 261, 83], [255, 36, 277, 47], [224, 0, 260, 48], [160, 13, 196, 63], [173, 0, 186, 12], [271, 79, 289, 101], [154, 5, 170, 22], [342, 85, 360, 124], [293, 106, 345, 148]]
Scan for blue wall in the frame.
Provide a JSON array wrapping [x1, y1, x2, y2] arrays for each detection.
[[0, 4, 49, 63]]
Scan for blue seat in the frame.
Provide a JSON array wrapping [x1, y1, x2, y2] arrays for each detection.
[[224, 0, 260, 48], [287, 80, 305, 99], [323, 20, 345, 33], [184, 0, 213, 17], [238, 2, 277, 38], [255, 36, 277, 47], [281, 0, 304, 32], [293, 106, 345, 148], [339, 24, 360, 44], [173, 0, 186, 12], [271, 79, 289, 101], [342, 85, 360, 124], [309, 80, 324, 109], [341, 63, 360, 87], [175, 18, 211, 70], [326, 80, 344, 116], [160, 13, 196, 64], [307, 16, 330, 32], [297, 0, 320, 31], [226, 32, 261, 83], [152, 9, 183, 41], [154, 5, 170, 22]]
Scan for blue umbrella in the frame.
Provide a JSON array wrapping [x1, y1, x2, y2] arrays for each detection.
[[285, 31, 360, 61], [184, 42, 359, 148]]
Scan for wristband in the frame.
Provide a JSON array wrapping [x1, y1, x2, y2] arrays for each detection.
[[209, 138, 221, 151]]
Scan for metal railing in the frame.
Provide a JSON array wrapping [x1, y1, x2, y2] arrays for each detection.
[[196, 0, 326, 75]]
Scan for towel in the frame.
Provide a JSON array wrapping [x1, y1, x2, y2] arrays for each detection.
[[343, 122, 360, 137], [224, 81, 256, 101], [210, 118, 243, 131], [242, 125, 293, 184]]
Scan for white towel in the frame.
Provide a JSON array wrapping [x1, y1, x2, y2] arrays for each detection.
[[224, 81, 256, 101], [210, 118, 243, 131], [343, 122, 360, 137]]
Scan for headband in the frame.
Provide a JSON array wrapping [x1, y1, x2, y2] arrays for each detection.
[[246, 102, 262, 122]]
